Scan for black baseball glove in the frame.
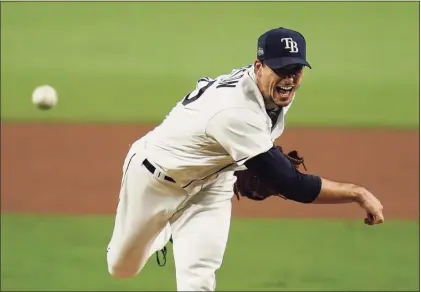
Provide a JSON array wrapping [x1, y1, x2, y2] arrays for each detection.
[[233, 146, 307, 201]]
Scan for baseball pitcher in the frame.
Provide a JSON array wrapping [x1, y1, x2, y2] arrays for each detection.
[[106, 27, 384, 291]]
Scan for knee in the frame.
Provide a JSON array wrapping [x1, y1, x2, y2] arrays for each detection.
[[108, 263, 138, 279], [107, 249, 140, 279]]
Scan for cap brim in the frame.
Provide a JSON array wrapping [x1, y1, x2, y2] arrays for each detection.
[[265, 57, 312, 70]]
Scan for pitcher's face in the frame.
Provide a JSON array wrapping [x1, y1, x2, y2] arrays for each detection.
[[254, 60, 304, 108]]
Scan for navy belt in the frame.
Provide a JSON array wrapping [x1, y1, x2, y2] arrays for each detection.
[[142, 159, 175, 183]]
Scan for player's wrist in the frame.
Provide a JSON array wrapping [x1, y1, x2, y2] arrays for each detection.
[[349, 184, 367, 204]]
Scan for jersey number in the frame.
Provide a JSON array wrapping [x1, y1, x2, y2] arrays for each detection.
[[182, 80, 216, 106], [181, 66, 248, 106]]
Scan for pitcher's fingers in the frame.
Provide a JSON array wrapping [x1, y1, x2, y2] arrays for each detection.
[[375, 216, 385, 224], [372, 212, 385, 224]]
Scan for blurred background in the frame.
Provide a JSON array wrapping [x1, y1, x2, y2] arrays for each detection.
[[1, 2, 419, 291]]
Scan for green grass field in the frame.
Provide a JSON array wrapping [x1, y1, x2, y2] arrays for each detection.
[[1, 2, 419, 291], [1, 214, 419, 291], [1, 2, 419, 127]]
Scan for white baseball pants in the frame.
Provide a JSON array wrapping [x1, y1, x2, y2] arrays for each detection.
[[106, 142, 233, 291]]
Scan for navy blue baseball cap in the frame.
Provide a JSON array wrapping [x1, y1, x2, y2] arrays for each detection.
[[257, 27, 311, 70]]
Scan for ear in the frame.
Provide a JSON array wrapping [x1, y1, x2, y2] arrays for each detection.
[[254, 59, 263, 71]]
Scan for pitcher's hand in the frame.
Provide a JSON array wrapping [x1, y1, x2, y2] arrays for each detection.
[[356, 188, 384, 225]]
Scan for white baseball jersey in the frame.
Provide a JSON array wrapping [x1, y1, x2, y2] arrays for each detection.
[[140, 64, 295, 195]]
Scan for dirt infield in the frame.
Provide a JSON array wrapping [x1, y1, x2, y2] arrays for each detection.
[[1, 123, 419, 220]]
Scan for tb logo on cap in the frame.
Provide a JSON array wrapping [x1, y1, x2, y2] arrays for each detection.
[[281, 37, 298, 53]]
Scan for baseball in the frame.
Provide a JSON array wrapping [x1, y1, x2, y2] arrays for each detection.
[[31, 85, 58, 110]]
